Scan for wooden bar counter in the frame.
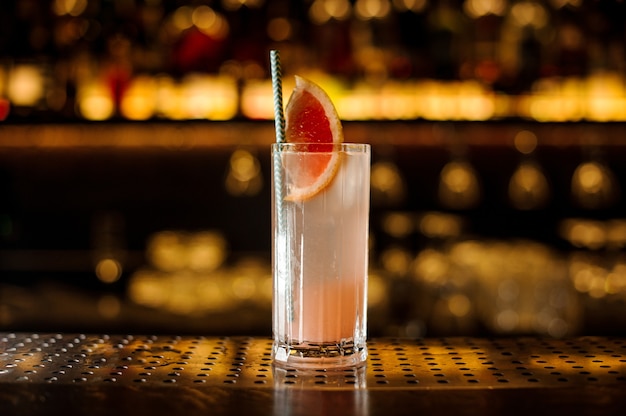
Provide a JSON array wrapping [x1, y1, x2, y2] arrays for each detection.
[[2, 333, 626, 415]]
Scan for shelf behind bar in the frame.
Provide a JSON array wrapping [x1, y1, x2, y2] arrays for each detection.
[[1, 121, 626, 149], [1, 333, 626, 415]]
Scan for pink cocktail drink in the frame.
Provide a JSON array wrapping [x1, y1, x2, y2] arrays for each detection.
[[272, 143, 370, 369]]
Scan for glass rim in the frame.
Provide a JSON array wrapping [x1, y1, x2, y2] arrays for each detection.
[[272, 143, 370, 153]]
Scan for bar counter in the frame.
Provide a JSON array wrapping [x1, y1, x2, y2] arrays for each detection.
[[1, 333, 625, 415]]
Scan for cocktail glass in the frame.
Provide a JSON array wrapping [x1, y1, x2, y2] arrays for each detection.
[[272, 142, 370, 369]]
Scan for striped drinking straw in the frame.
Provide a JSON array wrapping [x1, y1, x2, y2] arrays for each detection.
[[270, 50, 285, 145], [270, 49, 286, 228], [270, 50, 292, 320]]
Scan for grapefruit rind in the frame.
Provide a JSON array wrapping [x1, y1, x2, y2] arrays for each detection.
[[283, 76, 344, 201]]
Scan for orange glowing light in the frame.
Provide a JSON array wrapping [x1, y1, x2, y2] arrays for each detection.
[[120, 76, 157, 120], [77, 80, 115, 121], [7, 65, 44, 107]]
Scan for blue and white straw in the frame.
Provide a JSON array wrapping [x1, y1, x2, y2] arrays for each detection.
[[270, 49, 286, 225], [270, 50, 292, 320], [270, 50, 286, 145]]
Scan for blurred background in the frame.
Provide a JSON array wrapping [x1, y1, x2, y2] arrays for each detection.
[[1, 0, 626, 338]]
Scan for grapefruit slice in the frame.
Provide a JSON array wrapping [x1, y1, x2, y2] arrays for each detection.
[[283, 76, 344, 201]]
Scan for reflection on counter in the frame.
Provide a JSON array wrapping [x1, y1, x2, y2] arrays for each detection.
[[83, 215, 625, 339], [2, 216, 626, 337]]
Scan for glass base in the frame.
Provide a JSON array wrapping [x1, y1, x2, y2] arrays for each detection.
[[272, 341, 367, 370]]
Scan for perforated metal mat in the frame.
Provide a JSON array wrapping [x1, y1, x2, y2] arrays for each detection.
[[2, 333, 626, 389]]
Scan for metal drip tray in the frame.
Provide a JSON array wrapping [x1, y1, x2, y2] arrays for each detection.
[[2, 333, 626, 415]]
